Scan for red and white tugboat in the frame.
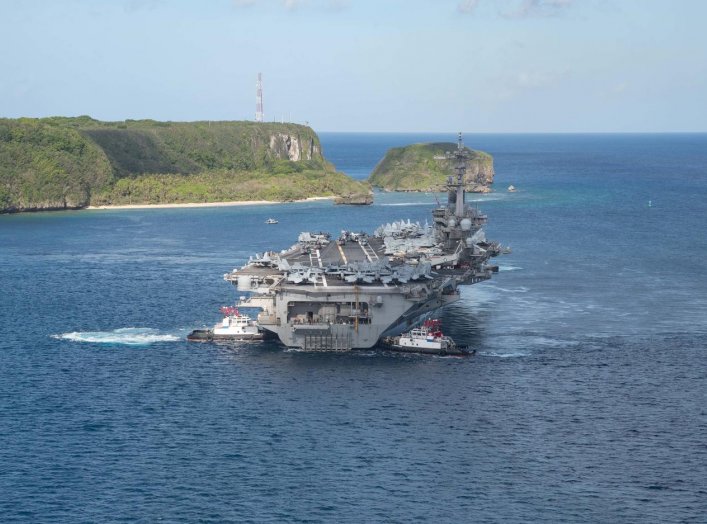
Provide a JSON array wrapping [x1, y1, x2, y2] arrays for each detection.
[[187, 306, 264, 342], [382, 319, 473, 356]]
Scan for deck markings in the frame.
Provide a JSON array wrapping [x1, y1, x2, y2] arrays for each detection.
[[337, 243, 348, 264], [359, 241, 379, 262], [359, 242, 373, 262]]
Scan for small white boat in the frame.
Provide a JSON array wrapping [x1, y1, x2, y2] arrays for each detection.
[[187, 306, 263, 342], [382, 319, 472, 356], [507, 185, 516, 192], [265, 218, 278, 224]]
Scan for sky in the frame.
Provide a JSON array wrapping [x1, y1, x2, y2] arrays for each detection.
[[1, 0, 706, 132]]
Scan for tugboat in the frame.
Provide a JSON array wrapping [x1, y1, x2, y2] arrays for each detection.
[[265, 218, 278, 224], [187, 306, 264, 342], [382, 319, 473, 356]]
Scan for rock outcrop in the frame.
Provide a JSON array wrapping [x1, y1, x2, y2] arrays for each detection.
[[334, 192, 374, 205], [368, 142, 494, 193], [268, 132, 320, 162]]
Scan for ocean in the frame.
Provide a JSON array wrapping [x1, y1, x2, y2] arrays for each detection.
[[1, 133, 706, 522]]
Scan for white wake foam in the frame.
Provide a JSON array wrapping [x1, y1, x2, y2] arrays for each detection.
[[479, 351, 529, 358], [498, 265, 523, 272], [379, 203, 427, 207], [52, 327, 180, 345], [466, 195, 507, 202]]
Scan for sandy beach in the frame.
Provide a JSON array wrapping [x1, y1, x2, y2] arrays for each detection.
[[85, 196, 334, 210]]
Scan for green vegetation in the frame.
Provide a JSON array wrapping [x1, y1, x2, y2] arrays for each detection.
[[0, 117, 368, 213], [0, 118, 113, 211], [92, 169, 365, 205], [368, 142, 494, 192]]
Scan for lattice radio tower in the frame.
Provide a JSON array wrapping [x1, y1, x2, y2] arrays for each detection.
[[255, 73, 264, 122]]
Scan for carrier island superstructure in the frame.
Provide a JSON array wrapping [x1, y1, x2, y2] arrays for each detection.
[[226, 134, 505, 350]]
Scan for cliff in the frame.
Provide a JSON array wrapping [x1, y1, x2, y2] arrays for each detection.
[[0, 117, 367, 213], [368, 142, 494, 192]]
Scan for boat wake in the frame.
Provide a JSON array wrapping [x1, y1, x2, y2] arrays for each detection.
[[52, 327, 180, 345], [478, 351, 529, 358], [498, 265, 523, 272], [466, 194, 507, 202]]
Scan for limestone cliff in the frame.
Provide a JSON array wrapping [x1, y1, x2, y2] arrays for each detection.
[[268, 132, 320, 162]]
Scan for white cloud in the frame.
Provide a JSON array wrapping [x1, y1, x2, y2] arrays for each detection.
[[231, 0, 348, 10], [456, 0, 573, 19], [612, 81, 628, 94], [502, 0, 573, 19], [599, 81, 629, 100], [516, 71, 556, 88], [457, 0, 480, 14], [490, 69, 568, 100], [122, 0, 162, 13]]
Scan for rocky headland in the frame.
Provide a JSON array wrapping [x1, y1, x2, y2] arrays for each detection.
[[0, 117, 369, 213]]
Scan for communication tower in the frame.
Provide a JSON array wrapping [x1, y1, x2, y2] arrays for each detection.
[[255, 73, 264, 122]]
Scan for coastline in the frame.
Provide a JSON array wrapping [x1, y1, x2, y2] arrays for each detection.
[[85, 196, 334, 211]]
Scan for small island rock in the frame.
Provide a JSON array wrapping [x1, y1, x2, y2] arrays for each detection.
[[368, 142, 494, 192]]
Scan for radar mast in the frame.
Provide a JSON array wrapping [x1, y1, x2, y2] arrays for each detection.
[[445, 132, 469, 217]]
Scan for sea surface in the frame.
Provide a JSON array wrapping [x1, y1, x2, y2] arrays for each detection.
[[1, 133, 706, 522]]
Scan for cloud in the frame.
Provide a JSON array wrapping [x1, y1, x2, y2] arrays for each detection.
[[502, 0, 573, 19], [324, 0, 350, 11], [516, 71, 557, 88], [122, 0, 162, 13], [457, 0, 481, 14], [457, 0, 572, 19], [231, 0, 349, 10], [491, 69, 568, 100], [283, 0, 303, 9], [599, 81, 629, 100], [612, 81, 628, 94]]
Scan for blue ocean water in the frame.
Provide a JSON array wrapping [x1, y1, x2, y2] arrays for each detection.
[[1, 133, 706, 522]]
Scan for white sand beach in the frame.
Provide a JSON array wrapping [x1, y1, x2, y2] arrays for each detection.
[[86, 196, 334, 210]]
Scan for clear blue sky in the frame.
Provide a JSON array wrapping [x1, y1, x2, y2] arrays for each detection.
[[1, 0, 705, 132]]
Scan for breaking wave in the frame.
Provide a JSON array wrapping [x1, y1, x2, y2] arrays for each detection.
[[52, 327, 180, 345]]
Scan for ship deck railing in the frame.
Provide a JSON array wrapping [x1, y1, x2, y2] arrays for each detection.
[[289, 315, 371, 327]]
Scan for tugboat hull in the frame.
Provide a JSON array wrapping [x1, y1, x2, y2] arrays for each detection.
[[381, 337, 474, 356], [187, 329, 264, 342], [186, 329, 213, 342]]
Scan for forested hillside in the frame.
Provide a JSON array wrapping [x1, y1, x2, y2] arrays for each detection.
[[0, 117, 368, 212]]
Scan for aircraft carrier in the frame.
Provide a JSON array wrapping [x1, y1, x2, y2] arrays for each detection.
[[226, 134, 505, 350]]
